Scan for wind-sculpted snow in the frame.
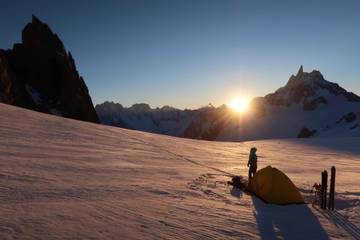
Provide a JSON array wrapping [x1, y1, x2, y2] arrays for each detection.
[[0, 103, 359, 239]]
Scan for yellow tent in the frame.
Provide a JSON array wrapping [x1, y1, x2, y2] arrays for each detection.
[[247, 166, 304, 204]]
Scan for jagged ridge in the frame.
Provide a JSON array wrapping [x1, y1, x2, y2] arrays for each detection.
[[264, 65, 360, 110]]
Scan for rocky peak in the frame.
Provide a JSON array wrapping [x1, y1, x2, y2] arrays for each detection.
[[160, 105, 178, 111], [297, 65, 303, 75], [129, 103, 151, 112], [264, 66, 360, 109], [0, 16, 99, 123], [21, 15, 65, 54], [285, 65, 324, 89], [95, 101, 124, 112]]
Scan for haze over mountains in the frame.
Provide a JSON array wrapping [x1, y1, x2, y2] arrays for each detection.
[[96, 66, 360, 141]]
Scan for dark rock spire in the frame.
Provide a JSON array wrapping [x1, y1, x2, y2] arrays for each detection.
[[0, 15, 99, 123]]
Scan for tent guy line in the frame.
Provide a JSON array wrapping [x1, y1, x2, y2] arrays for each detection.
[[119, 131, 236, 178]]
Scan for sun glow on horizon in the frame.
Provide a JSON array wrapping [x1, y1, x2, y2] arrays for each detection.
[[228, 97, 250, 113]]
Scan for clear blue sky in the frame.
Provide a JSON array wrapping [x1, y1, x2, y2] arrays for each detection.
[[1, 0, 359, 109]]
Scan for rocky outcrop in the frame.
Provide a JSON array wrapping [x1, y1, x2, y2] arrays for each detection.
[[0, 15, 98, 123], [337, 112, 357, 124], [303, 96, 327, 111], [350, 124, 358, 130], [297, 128, 317, 138]]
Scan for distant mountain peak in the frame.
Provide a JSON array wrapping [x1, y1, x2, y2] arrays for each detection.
[[286, 66, 324, 89], [129, 103, 151, 112], [160, 105, 178, 111], [264, 67, 360, 108], [296, 65, 303, 76]]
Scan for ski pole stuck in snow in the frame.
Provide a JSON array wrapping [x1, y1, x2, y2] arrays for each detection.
[[328, 166, 336, 210], [321, 170, 328, 209], [320, 167, 336, 211]]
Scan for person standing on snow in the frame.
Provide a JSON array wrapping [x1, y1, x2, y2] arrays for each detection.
[[247, 147, 258, 181]]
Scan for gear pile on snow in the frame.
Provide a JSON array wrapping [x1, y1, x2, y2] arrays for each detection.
[[227, 176, 248, 190]]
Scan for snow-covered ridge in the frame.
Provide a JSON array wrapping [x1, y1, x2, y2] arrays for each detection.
[[97, 67, 360, 141], [263, 65, 360, 108], [95, 101, 220, 136]]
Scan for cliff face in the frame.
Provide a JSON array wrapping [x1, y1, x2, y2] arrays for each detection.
[[0, 15, 98, 123]]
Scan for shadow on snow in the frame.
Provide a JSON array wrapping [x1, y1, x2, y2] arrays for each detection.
[[251, 196, 329, 240], [313, 207, 360, 240], [230, 186, 329, 239]]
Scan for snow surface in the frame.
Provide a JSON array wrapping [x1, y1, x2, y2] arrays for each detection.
[[0, 103, 359, 239]]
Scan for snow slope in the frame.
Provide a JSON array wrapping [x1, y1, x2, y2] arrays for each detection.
[[0, 103, 359, 239]]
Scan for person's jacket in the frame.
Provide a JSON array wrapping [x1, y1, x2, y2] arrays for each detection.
[[248, 153, 257, 167]]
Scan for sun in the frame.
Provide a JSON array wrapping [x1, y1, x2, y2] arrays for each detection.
[[228, 97, 250, 113]]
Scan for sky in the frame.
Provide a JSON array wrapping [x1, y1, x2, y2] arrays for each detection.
[[1, 0, 360, 109]]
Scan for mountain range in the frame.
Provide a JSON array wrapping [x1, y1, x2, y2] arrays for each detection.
[[1, 17, 359, 141], [96, 66, 360, 141]]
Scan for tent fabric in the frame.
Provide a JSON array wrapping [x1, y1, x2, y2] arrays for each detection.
[[247, 166, 304, 204]]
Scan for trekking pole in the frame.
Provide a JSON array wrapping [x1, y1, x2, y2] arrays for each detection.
[[328, 166, 336, 210], [323, 170, 328, 209]]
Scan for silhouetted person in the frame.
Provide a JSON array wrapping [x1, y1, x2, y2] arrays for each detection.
[[248, 147, 258, 181]]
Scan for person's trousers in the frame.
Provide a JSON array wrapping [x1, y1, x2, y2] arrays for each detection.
[[248, 165, 257, 181]]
